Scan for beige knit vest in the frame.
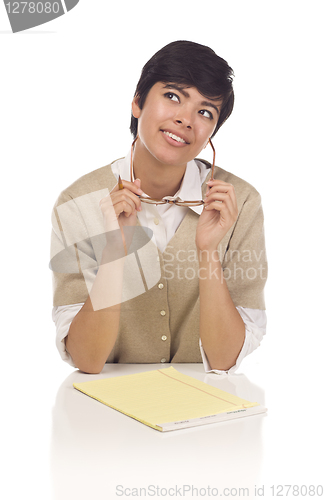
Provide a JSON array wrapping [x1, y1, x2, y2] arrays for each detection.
[[51, 160, 267, 363]]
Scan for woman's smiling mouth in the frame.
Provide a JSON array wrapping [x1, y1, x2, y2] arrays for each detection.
[[162, 130, 189, 144]]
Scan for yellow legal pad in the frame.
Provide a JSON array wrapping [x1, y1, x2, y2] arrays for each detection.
[[73, 367, 266, 431]]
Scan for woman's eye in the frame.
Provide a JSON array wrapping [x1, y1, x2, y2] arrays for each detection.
[[164, 92, 180, 103], [199, 109, 213, 119]]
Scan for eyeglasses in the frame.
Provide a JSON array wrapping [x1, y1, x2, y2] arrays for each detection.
[[130, 136, 215, 207]]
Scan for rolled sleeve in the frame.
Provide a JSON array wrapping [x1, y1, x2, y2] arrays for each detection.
[[52, 303, 84, 367]]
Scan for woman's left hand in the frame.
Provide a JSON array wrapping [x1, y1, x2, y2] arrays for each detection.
[[196, 179, 238, 251]]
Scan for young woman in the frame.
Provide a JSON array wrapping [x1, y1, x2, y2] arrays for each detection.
[[51, 41, 267, 374]]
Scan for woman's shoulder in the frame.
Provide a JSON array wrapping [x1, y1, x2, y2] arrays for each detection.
[[216, 165, 261, 201], [198, 159, 261, 206], [54, 160, 120, 207]]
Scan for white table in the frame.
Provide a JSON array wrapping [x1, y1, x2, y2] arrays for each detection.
[[51, 363, 266, 499]]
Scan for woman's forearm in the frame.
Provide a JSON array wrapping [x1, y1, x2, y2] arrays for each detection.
[[66, 179, 143, 373], [198, 252, 245, 371], [66, 248, 125, 373]]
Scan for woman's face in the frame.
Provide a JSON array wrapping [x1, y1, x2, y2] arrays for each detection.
[[132, 82, 222, 169]]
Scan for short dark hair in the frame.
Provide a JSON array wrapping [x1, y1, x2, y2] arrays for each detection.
[[130, 40, 234, 139]]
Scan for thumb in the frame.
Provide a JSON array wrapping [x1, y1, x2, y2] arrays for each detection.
[[134, 178, 141, 190]]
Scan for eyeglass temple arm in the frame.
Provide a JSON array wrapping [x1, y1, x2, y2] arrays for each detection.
[[130, 136, 139, 183], [209, 138, 215, 180]]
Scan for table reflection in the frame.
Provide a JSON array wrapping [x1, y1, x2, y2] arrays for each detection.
[[51, 364, 265, 499]]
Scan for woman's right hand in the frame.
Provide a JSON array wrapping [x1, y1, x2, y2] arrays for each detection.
[[99, 178, 143, 254], [111, 178, 143, 224], [100, 178, 143, 229]]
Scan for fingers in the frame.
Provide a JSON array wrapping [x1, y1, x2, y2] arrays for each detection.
[[113, 193, 140, 218], [204, 180, 238, 221], [101, 178, 143, 219], [205, 180, 236, 204], [110, 178, 143, 196]]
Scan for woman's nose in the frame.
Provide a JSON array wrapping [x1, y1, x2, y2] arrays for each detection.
[[175, 118, 192, 129], [174, 107, 193, 129]]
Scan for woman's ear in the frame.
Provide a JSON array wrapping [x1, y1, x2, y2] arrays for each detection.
[[131, 95, 141, 119]]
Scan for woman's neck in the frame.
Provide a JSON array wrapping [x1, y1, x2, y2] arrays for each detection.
[[132, 143, 187, 199]]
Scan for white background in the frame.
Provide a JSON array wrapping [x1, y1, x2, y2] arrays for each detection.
[[1, 1, 324, 499]]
